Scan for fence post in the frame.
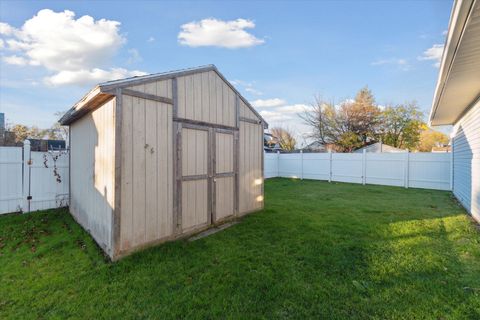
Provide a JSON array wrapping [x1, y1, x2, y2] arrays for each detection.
[[328, 149, 332, 183], [276, 150, 280, 177], [300, 150, 304, 180], [404, 150, 409, 189], [362, 149, 366, 185], [22, 140, 31, 212]]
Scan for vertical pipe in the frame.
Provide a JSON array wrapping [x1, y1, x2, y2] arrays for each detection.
[[23, 140, 31, 213], [362, 149, 366, 185], [300, 150, 304, 180], [277, 150, 280, 177], [404, 150, 410, 189], [450, 137, 454, 191], [328, 149, 332, 183]]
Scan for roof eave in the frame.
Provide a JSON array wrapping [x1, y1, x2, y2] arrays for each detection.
[[429, 0, 476, 126], [59, 86, 115, 125]]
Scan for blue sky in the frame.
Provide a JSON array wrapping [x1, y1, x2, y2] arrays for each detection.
[[0, 0, 452, 144]]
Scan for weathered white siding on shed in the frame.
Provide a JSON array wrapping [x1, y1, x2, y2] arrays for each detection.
[[177, 71, 236, 127], [452, 99, 480, 222], [181, 127, 209, 232], [239, 99, 258, 121], [64, 65, 265, 260], [120, 80, 174, 253], [239, 121, 263, 214], [70, 98, 115, 255]]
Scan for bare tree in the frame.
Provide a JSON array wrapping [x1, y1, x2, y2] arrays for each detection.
[[270, 126, 297, 151], [300, 88, 382, 152], [51, 111, 69, 141]]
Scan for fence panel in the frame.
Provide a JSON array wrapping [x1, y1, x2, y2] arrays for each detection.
[[408, 153, 450, 190], [0, 142, 69, 215], [365, 153, 406, 187], [267, 151, 451, 191], [303, 153, 330, 180], [278, 153, 302, 178], [0, 146, 23, 214], [264, 152, 279, 178], [28, 151, 69, 211], [331, 153, 363, 184]]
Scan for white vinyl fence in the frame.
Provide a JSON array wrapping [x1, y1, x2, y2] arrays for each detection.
[[265, 150, 452, 191], [0, 141, 69, 215]]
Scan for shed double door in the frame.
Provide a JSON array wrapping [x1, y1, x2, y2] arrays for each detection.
[[179, 124, 236, 232]]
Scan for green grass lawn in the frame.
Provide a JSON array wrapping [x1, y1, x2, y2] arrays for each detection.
[[1, 178, 480, 319]]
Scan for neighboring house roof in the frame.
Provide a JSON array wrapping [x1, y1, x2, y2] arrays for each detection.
[[59, 65, 267, 127], [302, 141, 337, 152], [303, 141, 328, 151], [354, 142, 404, 153], [431, 145, 452, 153], [430, 0, 480, 126]]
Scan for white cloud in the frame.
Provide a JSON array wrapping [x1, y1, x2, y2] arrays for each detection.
[[147, 36, 155, 42], [178, 18, 264, 48], [0, 9, 145, 86], [127, 48, 142, 64], [418, 44, 444, 68], [276, 104, 312, 114], [245, 87, 263, 96], [0, 22, 15, 35], [371, 58, 410, 71], [251, 98, 286, 108], [0, 39, 4, 49], [44, 68, 147, 87], [2, 55, 29, 66], [442, 30, 448, 36], [231, 79, 263, 96], [259, 110, 292, 123]]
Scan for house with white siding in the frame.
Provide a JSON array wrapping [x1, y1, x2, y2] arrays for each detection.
[[430, 0, 480, 222]]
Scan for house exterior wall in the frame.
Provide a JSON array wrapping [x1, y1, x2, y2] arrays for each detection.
[[70, 97, 116, 257], [452, 99, 480, 222], [119, 80, 174, 254]]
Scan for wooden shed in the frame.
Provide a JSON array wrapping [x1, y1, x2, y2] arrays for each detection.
[[60, 65, 267, 260]]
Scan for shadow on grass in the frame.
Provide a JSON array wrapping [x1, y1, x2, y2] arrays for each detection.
[[0, 178, 479, 319]]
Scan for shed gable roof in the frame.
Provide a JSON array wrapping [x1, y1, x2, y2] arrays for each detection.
[[60, 65, 267, 127]]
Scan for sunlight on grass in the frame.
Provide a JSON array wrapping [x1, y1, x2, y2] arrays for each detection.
[[0, 178, 479, 319]]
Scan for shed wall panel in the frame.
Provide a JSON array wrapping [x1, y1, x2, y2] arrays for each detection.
[[239, 121, 263, 214], [182, 180, 208, 230], [126, 79, 173, 99], [70, 98, 115, 256], [177, 71, 236, 127], [216, 132, 234, 173], [215, 176, 234, 221], [239, 100, 258, 121], [119, 93, 173, 252], [180, 127, 209, 231], [453, 99, 480, 222]]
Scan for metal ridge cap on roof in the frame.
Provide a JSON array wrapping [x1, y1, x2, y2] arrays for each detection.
[[99, 64, 217, 88], [60, 64, 268, 127]]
